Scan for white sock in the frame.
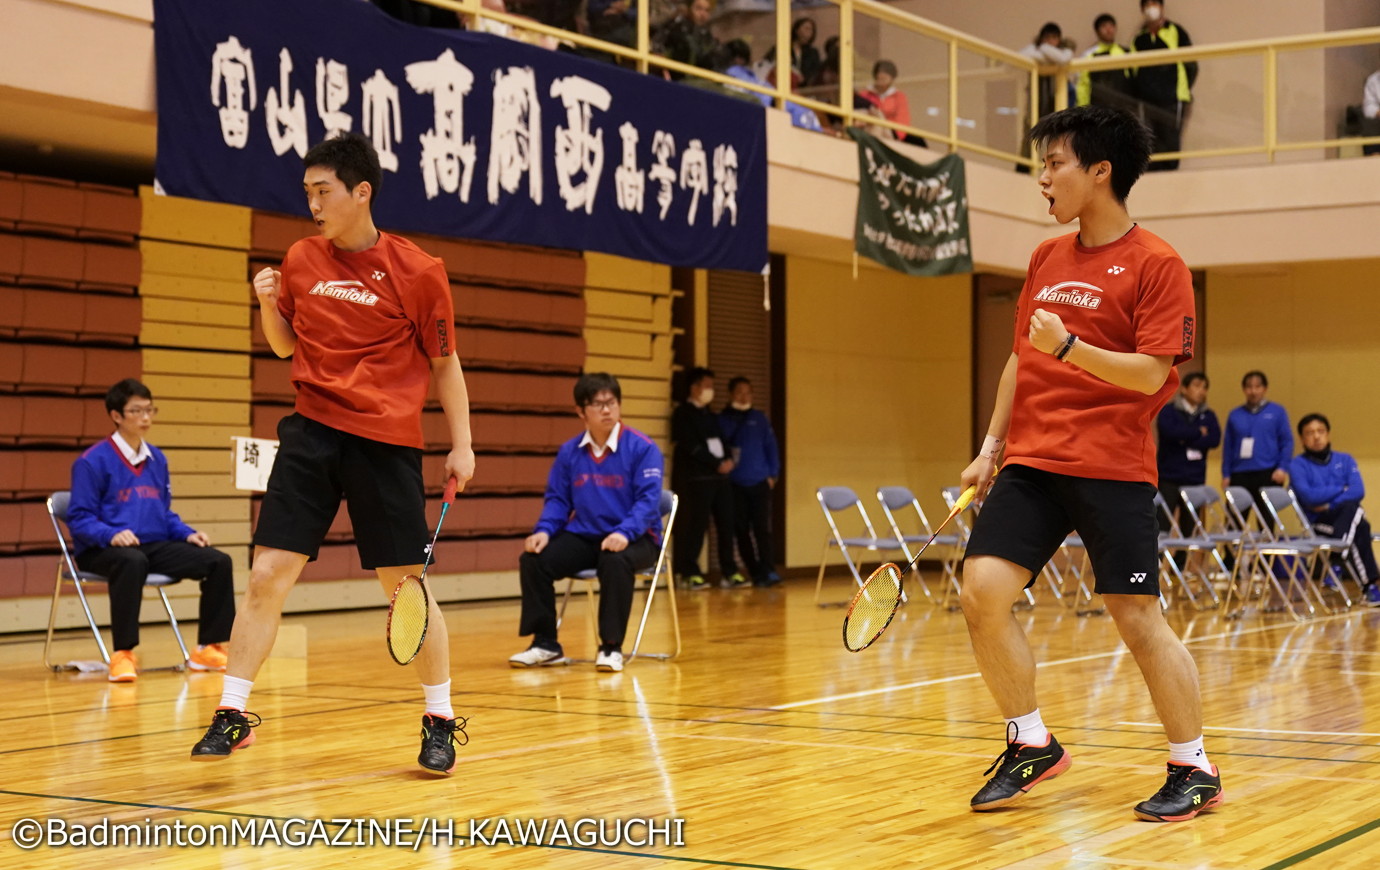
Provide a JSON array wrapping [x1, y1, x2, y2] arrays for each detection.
[[1168, 736, 1213, 773], [1007, 709, 1050, 746], [218, 676, 254, 711], [422, 681, 454, 719]]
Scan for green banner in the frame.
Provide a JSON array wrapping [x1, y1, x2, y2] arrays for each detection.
[[849, 129, 972, 277]]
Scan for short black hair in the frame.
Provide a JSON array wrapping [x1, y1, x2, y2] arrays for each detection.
[[727, 376, 751, 393], [574, 372, 621, 406], [1297, 413, 1330, 436], [685, 366, 715, 399], [873, 60, 898, 79], [724, 39, 751, 66], [106, 378, 152, 415], [1037, 22, 1063, 44], [1241, 370, 1268, 388], [303, 133, 382, 205], [1181, 371, 1208, 388], [1140, 0, 1163, 9], [1094, 13, 1116, 31], [1028, 105, 1153, 203]]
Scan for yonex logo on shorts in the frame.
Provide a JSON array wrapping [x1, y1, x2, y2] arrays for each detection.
[[309, 280, 380, 306], [1130, 572, 1147, 583]]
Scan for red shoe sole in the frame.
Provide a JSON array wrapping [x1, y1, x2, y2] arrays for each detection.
[[1134, 790, 1225, 822], [188, 731, 255, 761]]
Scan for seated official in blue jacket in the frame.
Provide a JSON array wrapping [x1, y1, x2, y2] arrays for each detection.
[[509, 373, 665, 673], [719, 376, 782, 586], [1289, 413, 1380, 606], [69, 379, 237, 682]]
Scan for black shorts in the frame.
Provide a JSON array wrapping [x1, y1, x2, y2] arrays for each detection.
[[964, 463, 1161, 596], [254, 413, 428, 570]]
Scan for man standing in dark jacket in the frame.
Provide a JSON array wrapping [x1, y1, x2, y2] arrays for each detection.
[[671, 367, 745, 589], [719, 377, 782, 587], [1155, 371, 1220, 529], [1132, 0, 1197, 170]]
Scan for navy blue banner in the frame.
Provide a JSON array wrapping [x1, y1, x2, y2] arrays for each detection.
[[153, 0, 767, 272]]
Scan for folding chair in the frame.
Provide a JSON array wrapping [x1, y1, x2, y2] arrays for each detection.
[[1260, 486, 1357, 613], [876, 485, 964, 604], [43, 491, 190, 672], [814, 487, 906, 606], [1223, 486, 1322, 620], [557, 490, 681, 661], [1153, 490, 1218, 610], [1178, 485, 1243, 597]]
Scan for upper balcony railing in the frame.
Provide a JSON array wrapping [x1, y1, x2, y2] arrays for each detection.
[[413, 0, 1380, 170]]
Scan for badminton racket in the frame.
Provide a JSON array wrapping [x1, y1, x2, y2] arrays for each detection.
[[386, 476, 457, 665], [842, 485, 976, 652]]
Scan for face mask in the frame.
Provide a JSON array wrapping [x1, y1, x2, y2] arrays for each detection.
[[698, 388, 715, 405], [1145, 5, 1162, 22], [731, 401, 752, 411]]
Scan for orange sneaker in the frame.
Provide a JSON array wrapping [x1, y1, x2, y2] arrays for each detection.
[[188, 643, 228, 672], [108, 649, 138, 682]]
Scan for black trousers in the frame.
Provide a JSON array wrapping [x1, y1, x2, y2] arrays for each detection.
[[733, 480, 775, 581], [673, 477, 736, 577], [518, 531, 658, 650], [1231, 469, 1280, 530], [77, 540, 236, 651], [1312, 502, 1380, 583], [1143, 99, 1185, 171]]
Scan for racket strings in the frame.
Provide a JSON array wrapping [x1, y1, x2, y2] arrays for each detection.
[[387, 579, 429, 660], [843, 564, 903, 651]]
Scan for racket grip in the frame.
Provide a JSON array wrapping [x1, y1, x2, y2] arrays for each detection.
[[442, 476, 458, 504], [956, 485, 978, 511]]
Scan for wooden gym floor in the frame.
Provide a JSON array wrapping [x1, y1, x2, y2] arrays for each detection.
[[2, 575, 1379, 869]]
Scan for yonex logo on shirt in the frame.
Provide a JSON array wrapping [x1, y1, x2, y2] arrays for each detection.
[[372, 270, 386, 280], [1032, 281, 1104, 309], [1107, 265, 1125, 274], [308, 280, 380, 306]]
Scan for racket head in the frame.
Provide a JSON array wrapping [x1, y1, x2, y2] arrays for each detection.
[[842, 562, 905, 652], [386, 573, 430, 665]]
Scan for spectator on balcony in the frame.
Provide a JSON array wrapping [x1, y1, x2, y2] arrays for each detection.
[[723, 39, 822, 132], [587, 0, 636, 48], [858, 60, 921, 144], [1021, 22, 1075, 120], [1289, 413, 1380, 606], [372, 0, 461, 28], [654, 0, 722, 80], [1077, 14, 1134, 111], [764, 17, 823, 92], [1131, 0, 1197, 171], [1362, 65, 1380, 156]]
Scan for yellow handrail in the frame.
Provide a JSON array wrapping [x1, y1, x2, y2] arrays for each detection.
[[409, 0, 1380, 168]]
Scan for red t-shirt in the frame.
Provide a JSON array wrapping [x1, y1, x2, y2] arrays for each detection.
[[1005, 225, 1195, 483], [278, 233, 454, 449]]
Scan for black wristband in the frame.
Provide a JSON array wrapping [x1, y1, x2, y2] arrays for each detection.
[[1055, 334, 1078, 361]]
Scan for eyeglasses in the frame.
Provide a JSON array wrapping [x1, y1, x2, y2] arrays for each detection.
[[122, 405, 158, 418], [584, 399, 619, 411]]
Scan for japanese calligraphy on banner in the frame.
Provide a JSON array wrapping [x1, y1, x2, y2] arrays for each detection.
[[848, 130, 972, 277], [152, 0, 767, 272]]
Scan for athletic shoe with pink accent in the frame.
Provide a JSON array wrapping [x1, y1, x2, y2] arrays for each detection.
[[189, 708, 260, 760], [1134, 763, 1224, 822], [970, 725, 1072, 811]]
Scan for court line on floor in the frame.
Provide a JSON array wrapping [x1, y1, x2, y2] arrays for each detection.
[[1257, 817, 1380, 870], [1120, 722, 1380, 739], [0, 788, 810, 870], [770, 612, 1358, 710]]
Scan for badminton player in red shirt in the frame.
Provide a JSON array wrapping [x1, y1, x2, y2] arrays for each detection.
[[959, 106, 1221, 821], [190, 134, 476, 775]]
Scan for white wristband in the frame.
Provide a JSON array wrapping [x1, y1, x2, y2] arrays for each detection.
[[979, 435, 1004, 459]]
